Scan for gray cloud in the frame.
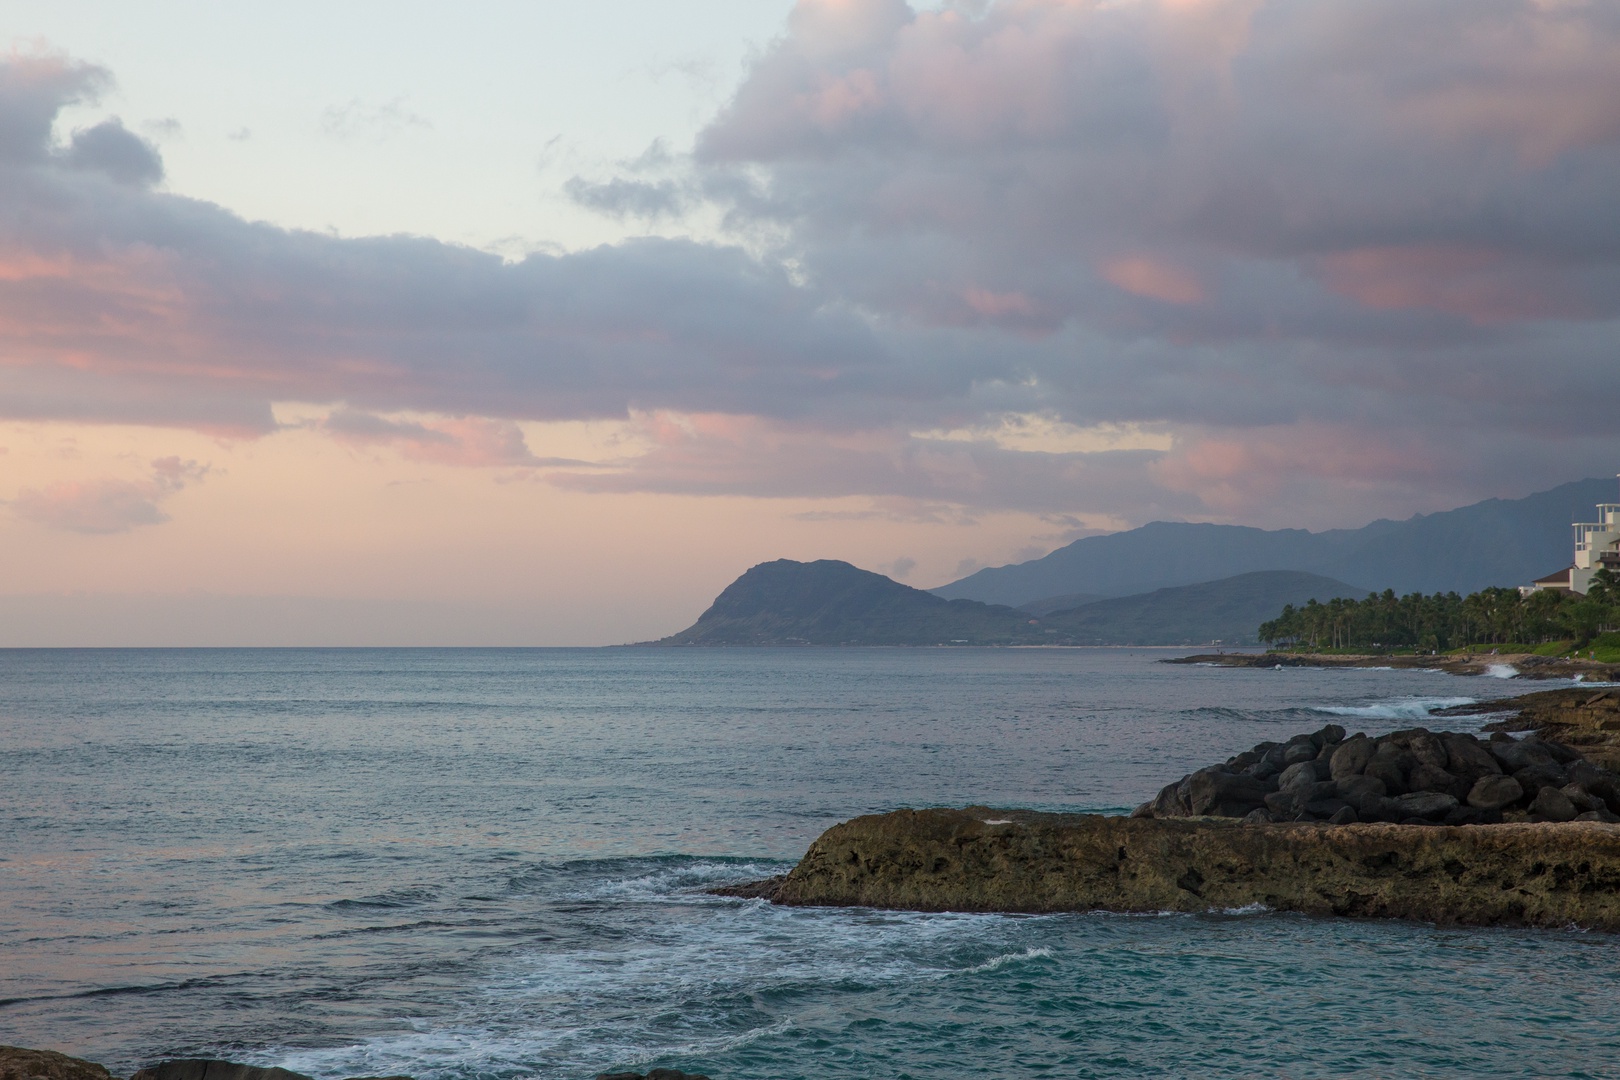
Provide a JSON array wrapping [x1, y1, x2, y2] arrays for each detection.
[[2, 8, 1620, 531], [64, 119, 164, 186]]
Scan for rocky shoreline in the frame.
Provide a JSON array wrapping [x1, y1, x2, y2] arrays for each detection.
[[1132, 723, 1620, 825], [727, 808, 1620, 928], [0, 1048, 708, 1080], [1166, 650, 1620, 681], [1444, 686, 1620, 769], [718, 715, 1620, 929]]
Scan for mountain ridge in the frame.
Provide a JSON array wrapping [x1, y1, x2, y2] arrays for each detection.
[[649, 561, 1366, 646], [935, 477, 1617, 608]]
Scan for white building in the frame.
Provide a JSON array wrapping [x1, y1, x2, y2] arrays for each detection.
[[1525, 476, 1620, 596]]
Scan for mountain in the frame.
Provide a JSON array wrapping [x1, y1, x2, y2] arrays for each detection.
[[650, 559, 1041, 645], [649, 561, 1366, 646], [1036, 571, 1369, 646], [935, 477, 1618, 607], [1018, 592, 1106, 617]]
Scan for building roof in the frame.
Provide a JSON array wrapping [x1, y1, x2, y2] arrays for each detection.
[[1534, 566, 1575, 586]]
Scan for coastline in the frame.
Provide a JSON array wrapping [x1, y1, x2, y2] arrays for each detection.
[[728, 809, 1620, 930], [1167, 650, 1620, 681]]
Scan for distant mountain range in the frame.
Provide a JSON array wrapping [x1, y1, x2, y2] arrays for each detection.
[[650, 561, 1365, 646], [935, 477, 1618, 608]]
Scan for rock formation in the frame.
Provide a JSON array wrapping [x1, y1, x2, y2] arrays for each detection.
[[1467, 687, 1620, 771], [1132, 724, 1620, 826], [1, 1047, 115, 1080], [749, 808, 1620, 929]]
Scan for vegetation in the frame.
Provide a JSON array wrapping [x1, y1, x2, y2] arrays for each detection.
[[1259, 570, 1620, 653]]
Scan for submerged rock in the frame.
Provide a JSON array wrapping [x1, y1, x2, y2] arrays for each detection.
[[1131, 725, 1620, 825], [758, 808, 1620, 929]]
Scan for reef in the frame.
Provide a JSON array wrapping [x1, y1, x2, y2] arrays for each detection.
[[736, 807, 1620, 930], [718, 724, 1620, 930]]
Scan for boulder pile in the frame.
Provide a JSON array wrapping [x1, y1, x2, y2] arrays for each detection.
[[1132, 724, 1620, 826]]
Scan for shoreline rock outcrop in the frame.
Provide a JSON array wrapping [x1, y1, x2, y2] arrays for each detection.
[[740, 808, 1620, 929], [0, 1047, 114, 1080], [716, 725, 1620, 930], [1167, 651, 1619, 681], [1131, 724, 1620, 826], [1441, 687, 1620, 771]]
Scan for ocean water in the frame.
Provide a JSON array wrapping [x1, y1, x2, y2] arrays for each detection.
[[1, 647, 1616, 1080]]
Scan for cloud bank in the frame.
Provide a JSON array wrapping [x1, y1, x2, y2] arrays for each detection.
[[3, 2, 1620, 531]]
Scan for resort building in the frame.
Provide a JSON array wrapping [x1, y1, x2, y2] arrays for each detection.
[[1525, 477, 1620, 596]]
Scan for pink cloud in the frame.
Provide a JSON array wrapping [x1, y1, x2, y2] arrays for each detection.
[[10, 456, 208, 533], [1101, 256, 1206, 305], [319, 410, 592, 468], [1314, 245, 1582, 323]]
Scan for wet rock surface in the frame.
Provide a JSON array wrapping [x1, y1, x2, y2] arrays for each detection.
[[1, 1047, 114, 1080], [1130, 724, 1620, 826], [1442, 687, 1620, 771], [719, 723, 1620, 929], [753, 809, 1620, 929]]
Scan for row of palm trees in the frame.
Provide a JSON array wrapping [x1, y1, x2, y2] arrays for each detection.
[[1259, 571, 1620, 652]]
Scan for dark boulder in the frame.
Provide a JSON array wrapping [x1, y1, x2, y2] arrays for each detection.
[[1405, 731, 1449, 771], [1441, 733, 1502, 785], [1491, 738, 1558, 773], [1529, 786, 1579, 822], [1330, 735, 1375, 780], [1563, 784, 1608, 815], [1277, 761, 1320, 792], [1467, 774, 1524, 811], [1512, 762, 1569, 797], [1365, 743, 1414, 795], [1407, 763, 1465, 798], [1336, 774, 1387, 801], [1282, 739, 1319, 766], [1186, 769, 1270, 816]]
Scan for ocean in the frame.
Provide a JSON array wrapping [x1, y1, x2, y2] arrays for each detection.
[[1, 647, 1617, 1080]]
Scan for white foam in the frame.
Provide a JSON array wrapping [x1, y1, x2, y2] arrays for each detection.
[[958, 946, 1053, 974], [1487, 663, 1519, 679], [1218, 903, 1274, 916], [981, 818, 1013, 825], [1315, 697, 1475, 721]]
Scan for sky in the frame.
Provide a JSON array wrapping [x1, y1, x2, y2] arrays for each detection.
[[3, 0, 1619, 646]]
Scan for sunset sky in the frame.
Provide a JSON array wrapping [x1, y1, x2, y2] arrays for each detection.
[[3, 0, 1619, 645]]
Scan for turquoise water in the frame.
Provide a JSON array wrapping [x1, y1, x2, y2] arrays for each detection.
[[0, 648, 1614, 1079]]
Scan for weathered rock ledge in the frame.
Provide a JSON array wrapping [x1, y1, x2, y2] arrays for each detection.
[[730, 808, 1620, 929]]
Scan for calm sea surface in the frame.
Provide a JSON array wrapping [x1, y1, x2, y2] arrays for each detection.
[[1, 648, 1616, 1079]]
